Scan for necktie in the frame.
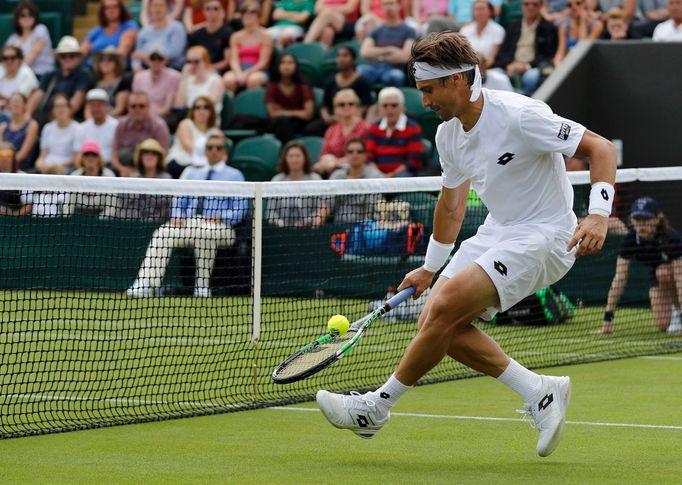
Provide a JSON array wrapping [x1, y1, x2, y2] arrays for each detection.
[[196, 169, 215, 216]]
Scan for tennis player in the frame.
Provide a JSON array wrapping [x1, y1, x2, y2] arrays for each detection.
[[317, 31, 617, 457]]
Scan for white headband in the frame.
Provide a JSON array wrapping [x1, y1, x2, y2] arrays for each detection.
[[412, 62, 482, 102]]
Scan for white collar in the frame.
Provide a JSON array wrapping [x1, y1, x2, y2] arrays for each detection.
[[207, 160, 227, 172], [379, 113, 408, 132]]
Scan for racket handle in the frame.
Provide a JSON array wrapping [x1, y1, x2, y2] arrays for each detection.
[[386, 286, 416, 309]]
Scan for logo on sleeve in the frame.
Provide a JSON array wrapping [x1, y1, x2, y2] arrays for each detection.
[[558, 123, 571, 140], [494, 260, 508, 276], [497, 153, 515, 165]]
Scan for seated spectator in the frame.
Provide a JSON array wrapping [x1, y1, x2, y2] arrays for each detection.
[[81, 0, 139, 64], [5, 1, 55, 79], [74, 88, 120, 166], [131, 46, 182, 120], [358, 0, 416, 87], [0, 92, 39, 172], [0, 46, 40, 116], [141, 0, 185, 27], [187, 0, 233, 72], [173, 46, 225, 118], [34, 36, 94, 123], [267, 0, 315, 47], [314, 89, 371, 175], [132, 0, 187, 71], [459, 0, 506, 68], [115, 138, 172, 221], [228, 0, 273, 28], [493, 0, 558, 96], [366, 87, 423, 177], [222, 1, 273, 94], [91, 46, 133, 118], [126, 129, 248, 298], [0, 142, 32, 216], [265, 53, 315, 144], [267, 141, 324, 227], [597, 0, 637, 21], [601, 7, 642, 39], [111, 91, 171, 176], [166, 96, 217, 177], [355, 0, 389, 41], [35, 94, 78, 174], [553, 0, 603, 66], [542, 0, 569, 24], [633, 0, 669, 37], [304, 0, 362, 47], [479, 54, 514, 91], [653, 0, 682, 40], [411, 0, 451, 34]]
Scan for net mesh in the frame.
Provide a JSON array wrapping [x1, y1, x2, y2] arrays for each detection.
[[1, 169, 681, 438]]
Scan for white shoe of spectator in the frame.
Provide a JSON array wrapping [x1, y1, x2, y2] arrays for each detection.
[[126, 279, 154, 298], [668, 308, 682, 334], [193, 287, 212, 298]]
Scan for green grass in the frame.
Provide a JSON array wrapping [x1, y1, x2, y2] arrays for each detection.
[[0, 355, 680, 484]]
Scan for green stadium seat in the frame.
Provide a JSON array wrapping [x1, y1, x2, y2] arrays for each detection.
[[220, 90, 234, 129], [294, 136, 324, 163], [0, 14, 12, 45], [233, 135, 282, 170], [297, 59, 320, 87], [126, 1, 142, 24], [285, 42, 327, 66], [400, 86, 425, 118], [229, 156, 278, 181], [319, 59, 338, 86], [41, 12, 61, 47], [232, 88, 267, 119], [417, 111, 441, 145], [500, 0, 523, 28], [313, 87, 324, 117]]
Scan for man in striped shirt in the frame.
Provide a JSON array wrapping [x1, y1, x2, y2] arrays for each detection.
[[366, 87, 424, 177]]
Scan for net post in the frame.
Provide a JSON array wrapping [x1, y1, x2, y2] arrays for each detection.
[[251, 182, 263, 401]]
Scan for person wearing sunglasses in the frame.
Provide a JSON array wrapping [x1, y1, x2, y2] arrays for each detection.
[[132, 0, 187, 71], [131, 46, 182, 120], [553, 0, 603, 66], [166, 96, 217, 178], [91, 46, 132, 118], [81, 0, 139, 65], [187, 0, 233, 73], [174, 46, 225, 119], [5, 1, 54, 79], [0, 46, 40, 117], [127, 129, 248, 298], [596, 197, 682, 336]]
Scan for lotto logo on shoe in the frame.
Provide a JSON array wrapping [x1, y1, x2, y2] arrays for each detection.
[[538, 393, 554, 411], [356, 415, 369, 427], [558, 123, 571, 140], [494, 260, 508, 276], [497, 152, 515, 165], [380, 392, 390, 399]]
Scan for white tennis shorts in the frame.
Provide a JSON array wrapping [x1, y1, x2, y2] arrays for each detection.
[[440, 218, 577, 319]]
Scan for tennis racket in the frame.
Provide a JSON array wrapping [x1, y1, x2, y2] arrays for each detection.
[[271, 286, 416, 384]]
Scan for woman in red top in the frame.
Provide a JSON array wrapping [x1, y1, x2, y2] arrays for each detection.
[[314, 88, 370, 176], [265, 53, 315, 143]]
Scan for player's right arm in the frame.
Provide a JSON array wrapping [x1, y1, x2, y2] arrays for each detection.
[[398, 181, 470, 297]]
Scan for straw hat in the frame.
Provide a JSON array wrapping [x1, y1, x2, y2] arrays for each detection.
[[134, 138, 166, 162], [54, 36, 82, 55], [92, 45, 126, 73]]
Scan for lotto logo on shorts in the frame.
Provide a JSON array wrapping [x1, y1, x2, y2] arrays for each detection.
[[558, 123, 571, 140]]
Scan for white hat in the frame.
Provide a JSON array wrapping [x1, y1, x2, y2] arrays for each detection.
[[54, 36, 82, 55], [86, 88, 109, 102]]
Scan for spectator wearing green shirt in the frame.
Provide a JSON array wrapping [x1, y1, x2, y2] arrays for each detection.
[[267, 0, 315, 47]]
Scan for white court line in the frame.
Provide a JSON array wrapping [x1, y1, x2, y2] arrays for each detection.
[[638, 356, 682, 361], [269, 407, 682, 431]]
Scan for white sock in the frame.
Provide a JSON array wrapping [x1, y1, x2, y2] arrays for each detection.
[[497, 359, 543, 402], [369, 373, 411, 409]]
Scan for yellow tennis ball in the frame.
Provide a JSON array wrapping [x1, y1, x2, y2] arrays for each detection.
[[327, 314, 350, 336]]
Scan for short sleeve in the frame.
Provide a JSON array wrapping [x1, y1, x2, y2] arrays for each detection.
[[435, 124, 467, 189], [34, 24, 52, 43], [518, 101, 586, 158], [264, 82, 276, 103], [492, 23, 505, 44], [301, 84, 313, 102], [86, 26, 102, 43]]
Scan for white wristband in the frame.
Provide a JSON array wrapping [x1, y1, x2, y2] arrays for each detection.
[[588, 182, 615, 218], [423, 235, 455, 272]]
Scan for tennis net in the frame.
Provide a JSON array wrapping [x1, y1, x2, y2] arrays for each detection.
[[1, 168, 681, 438]]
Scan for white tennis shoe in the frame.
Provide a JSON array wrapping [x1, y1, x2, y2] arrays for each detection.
[[125, 280, 154, 298], [316, 390, 390, 439], [518, 375, 572, 457]]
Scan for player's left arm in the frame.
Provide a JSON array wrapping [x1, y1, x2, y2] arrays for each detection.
[[567, 129, 617, 257]]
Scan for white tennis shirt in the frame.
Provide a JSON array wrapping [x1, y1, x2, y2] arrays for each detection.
[[436, 88, 586, 227]]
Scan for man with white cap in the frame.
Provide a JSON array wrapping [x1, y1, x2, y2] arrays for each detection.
[[73, 88, 119, 166], [131, 45, 181, 119], [34, 36, 93, 121], [316, 31, 617, 458]]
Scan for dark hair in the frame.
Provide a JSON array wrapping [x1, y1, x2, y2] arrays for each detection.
[[271, 53, 304, 84], [336, 45, 357, 69], [346, 138, 366, 151], [12, 1, 41, 35], [189, 96, 217, 127], [49, 93, 70, 119], [99, 0, 132, 27], [409, 31, 479, 86], [2, 45, 23, 61], [0, 141, 18, 173], [277, 141, 312, 175]]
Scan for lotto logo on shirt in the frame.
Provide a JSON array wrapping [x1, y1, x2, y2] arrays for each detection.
[[558, 123, 571, 141]]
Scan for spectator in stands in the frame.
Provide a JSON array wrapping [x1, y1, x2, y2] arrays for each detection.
[[5, 1, 54, 80], [601, 7, 642, 39], [597, 0, 637, 21], [91, 46, 132, 118], [74, 88, 119, 167], [166, 96, 217, 177], [493, 0, 558, 96], [115, 138, 172, 221], [223, 1, 273, 94], [228, 0, 273, 27], [111, 91, 171, 176], [553, 0, 603, 66], [141, 0, 186, 27], [0, 142, 32, 216], [320, 45, 373, 123], [542, 0, 569, 24], [358, 0, 416, 87], [187, 0, 233, 73], [62, 140, 118, 218], [133, 0, 187, 71], [479, 54, 514, 91], [174, 46, 225, 118], [303, 0, 362, 47], [314, 89, 371, 175], [459, 0, 506, 68], [633, 0, 669, 37], [81, 0, 139, 64], [131, 46, 182, 120], [0, 92, 39, 172], [366, 87, 423, 177], [0, 46, 40, 116], [127, 129, 248, 298], [355, 0, 388, 41], [35, 94, 78, 175], [596, 197, 682, 336], [267, 0, 315, 47], [653, 0, 682, 40], [265, 53, 315, 144], [412, 0, 451, 34], [267, 141, 324, 227], [35, 36, 93, 123]]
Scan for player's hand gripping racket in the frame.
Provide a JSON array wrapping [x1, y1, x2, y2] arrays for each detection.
[[271, 286, 415, 384]]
